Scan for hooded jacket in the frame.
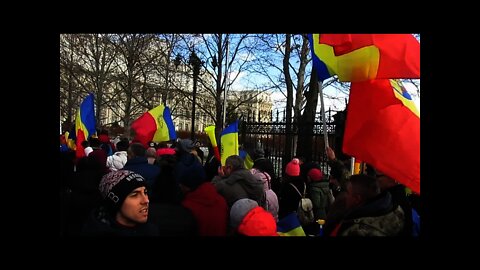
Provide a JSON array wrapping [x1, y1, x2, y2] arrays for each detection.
[[212, 168, 264, 207], [182, 182, 228, 236]]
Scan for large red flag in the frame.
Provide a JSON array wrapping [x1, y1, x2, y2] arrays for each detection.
[[309, 34, 420, 82], [343, 79, 420, 194]]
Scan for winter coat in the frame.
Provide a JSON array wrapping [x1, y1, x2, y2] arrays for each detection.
[[212, 168, 264, 207], [123, 157, 161, 188], [308, 181, 331, 221], [82, 207, 159, 236], [250, 168, 279, 221], [182, 182, 228, 236], [334, 192, 405, 236]]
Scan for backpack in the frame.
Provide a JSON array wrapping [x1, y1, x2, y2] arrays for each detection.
[[289, 182, 315, 226]]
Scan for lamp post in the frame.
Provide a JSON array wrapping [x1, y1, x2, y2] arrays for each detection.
[[163, 54, 182, 106], [189, 51, 201, 140]]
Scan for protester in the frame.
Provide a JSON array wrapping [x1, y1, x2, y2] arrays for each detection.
[[82, 170, 158, 236], [230, 198, 278, 236], [212, 155, 264, 208]]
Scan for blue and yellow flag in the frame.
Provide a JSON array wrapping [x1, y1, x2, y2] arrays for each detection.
[[220, 120, 239, 166], [276, 212, 306, 236]]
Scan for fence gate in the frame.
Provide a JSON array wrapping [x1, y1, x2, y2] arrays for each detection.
[[240, 109, 342, 178]]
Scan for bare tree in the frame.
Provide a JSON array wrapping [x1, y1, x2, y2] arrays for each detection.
[[107, 34, 160, 130], [169, 34, 261, 139], [60, 34, 119, 128], [60, 34, 82, 131]]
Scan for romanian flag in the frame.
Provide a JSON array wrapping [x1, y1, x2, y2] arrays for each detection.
[[75, 93, 97, 158], [308, 34, 420, 82], [276, 212, 306, 236], [220, 120, 239, 166], [343, 79, 420, 194], [131, 104, 176, 147]]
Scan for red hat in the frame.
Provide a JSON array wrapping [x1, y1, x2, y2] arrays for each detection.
[[237, 206, 278, 236], [156, 148, 176, 156], [308, 168, 323, 181], [285, 158, 301, 177], [98, 134, 110, 144]]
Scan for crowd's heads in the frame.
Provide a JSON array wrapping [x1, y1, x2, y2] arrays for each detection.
[[177, 158, 207, 191], [308, 168, 323, 182], [225, 155, 246, 171], [346, 174, 380, 208], [156, 147, 176, 156], [115, 138, 130, 152], [176, 139, 195, 154], [285, 158, 301, 177], [128, 143, 146, 159], [98, 134, 110, 144], [230, 198, 277, 236], [329, 162, 350, 188], [146, 147, 157, 158], [89, 137, 101, 148], [230, 198, 259, 229], [84, 146, 94, 157], [99, 170, 147, 213]]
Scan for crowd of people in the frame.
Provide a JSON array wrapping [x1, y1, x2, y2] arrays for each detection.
[[60, 132, 420, 237]]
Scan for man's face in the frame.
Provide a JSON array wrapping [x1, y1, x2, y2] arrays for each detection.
[[116, 186, 149, 227]]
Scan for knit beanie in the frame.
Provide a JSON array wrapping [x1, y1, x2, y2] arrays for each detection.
[[308, 168, 323, 182], [230, 198, 259, 229], [98, 134, 110, 144], [176, 155, 206, 190], [156, 147, 176, 156], [99, 170, 147, 213], [285, 158, 301, 177], [237, 206, 278, 236], [176, 139, 195, 154]]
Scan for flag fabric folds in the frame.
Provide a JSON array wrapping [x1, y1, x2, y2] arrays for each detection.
[[65, 130, 76, 150], [75, 93, 96, 158], [308, 34, 420, 82], [131, 104, 176, 147], [244, 152, 254, 170], [204, 125, 221, 162], [220, 120, 239, 166], [276, 212, 306, 236], [343, 79, 420, 194]]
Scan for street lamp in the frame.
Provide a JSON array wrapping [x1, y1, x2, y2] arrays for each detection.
[[163, 54, 183, 106], [189, 51, 201, 140]]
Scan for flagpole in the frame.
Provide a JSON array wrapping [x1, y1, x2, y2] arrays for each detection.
[[318, 80, 329, 151], [351, 157, 355, 175], [222, 37, 229, 128]]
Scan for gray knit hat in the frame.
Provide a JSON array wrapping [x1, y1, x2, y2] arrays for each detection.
[[230, 198, 258, 229], [176, 139, 195, 153]]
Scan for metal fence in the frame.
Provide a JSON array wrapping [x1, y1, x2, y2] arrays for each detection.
[[239, 109, 342, 178]]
